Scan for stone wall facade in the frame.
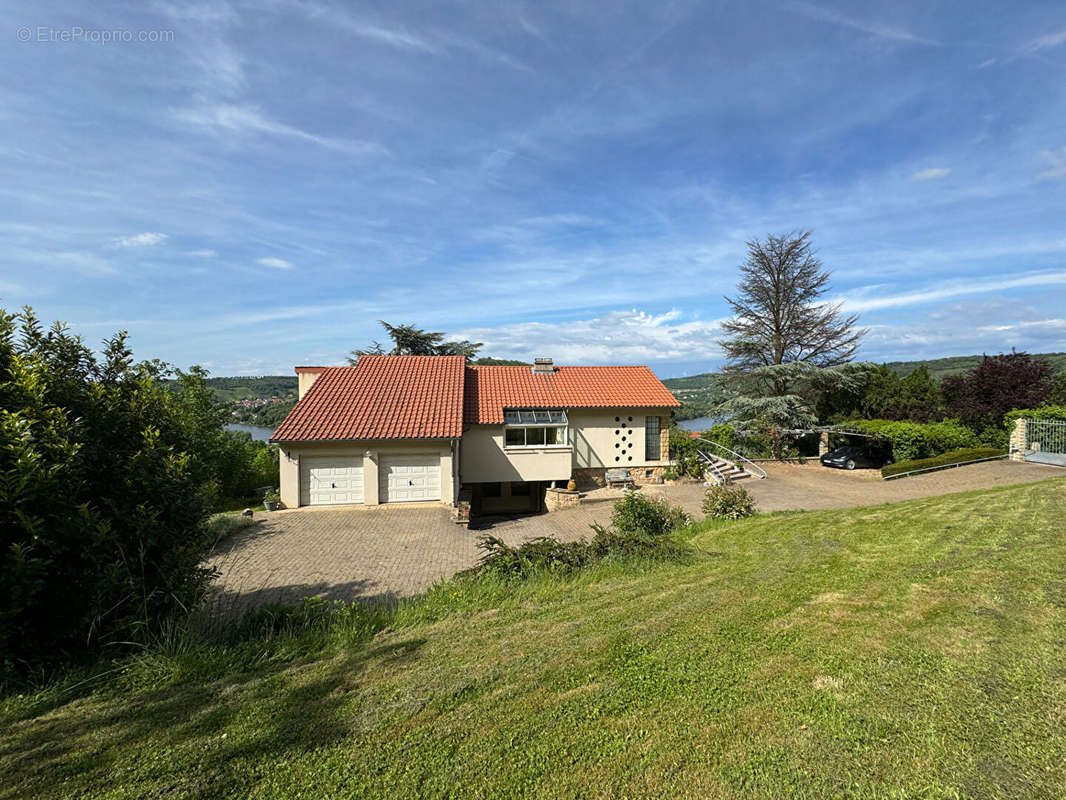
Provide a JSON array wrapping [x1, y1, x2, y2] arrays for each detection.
[[571, 465, 669, 487], [632, 466, 667, 485], [1009, 418, 1028, 462], [571, 467, 607, 489]]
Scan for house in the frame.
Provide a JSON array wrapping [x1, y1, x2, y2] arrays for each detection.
[[270, 355, 679, 513]]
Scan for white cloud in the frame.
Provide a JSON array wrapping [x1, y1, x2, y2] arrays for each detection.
[[450, 309, 725, 364], [173, 104, 386, 158], [1036, 147, 1066, 181], [188, 249, 217, 257], [1026, 29, 1066, 52], [111, 231, 168, 248], [1018, 318, 1066, 330], [910, 167, 950, 181], [839, 270, 1066, 312], [257, 257, 294, 269]]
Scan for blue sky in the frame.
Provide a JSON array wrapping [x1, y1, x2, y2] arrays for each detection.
[[3, 0, 1066, 378]]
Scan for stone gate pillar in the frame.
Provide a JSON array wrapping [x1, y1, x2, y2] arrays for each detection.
[[1008, 418, 1027, 462], [818, 431, 830, 457]]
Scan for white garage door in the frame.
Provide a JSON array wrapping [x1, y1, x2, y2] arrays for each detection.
[[301, 457, 364, 506], [379, 454, 441, 503]]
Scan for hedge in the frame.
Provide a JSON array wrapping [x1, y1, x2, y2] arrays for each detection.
[[881, 448, 1006, 478], [1003, 405, 1066, 431], [840, 419, 979, 462]]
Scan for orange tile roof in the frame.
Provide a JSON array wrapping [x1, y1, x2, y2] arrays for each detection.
[[464, 365, 679, 424], [271, 355, 465, 442]]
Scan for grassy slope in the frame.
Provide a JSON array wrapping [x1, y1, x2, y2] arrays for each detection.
[[3, 481, 1066, 799]]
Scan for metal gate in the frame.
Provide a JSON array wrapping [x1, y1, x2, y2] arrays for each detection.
[[1025, 419, 1066, 466]]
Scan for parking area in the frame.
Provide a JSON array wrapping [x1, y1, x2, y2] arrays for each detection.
[[207, 460, 1064, 615]]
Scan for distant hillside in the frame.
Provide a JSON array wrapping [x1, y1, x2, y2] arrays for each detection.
[[661, 352, 1066, 420], [884, 352, 1066, 381], [203, 376, 297, 403]]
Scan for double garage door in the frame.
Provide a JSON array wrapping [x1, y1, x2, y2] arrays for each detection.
[[301, 454, 441, 506]]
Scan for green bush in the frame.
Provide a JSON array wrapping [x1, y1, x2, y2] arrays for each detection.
[[0, 309, 217, 677], [702, 483, 757, 519], [843, 419, 979, 462], [881, 447, 1006, 478], [461, 492, 690, 581], [610, 490, 691, 538], [1003, 405, 1066, 432]]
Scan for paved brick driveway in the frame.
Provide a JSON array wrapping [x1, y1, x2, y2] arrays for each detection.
[[208, 460, 1063, 615]]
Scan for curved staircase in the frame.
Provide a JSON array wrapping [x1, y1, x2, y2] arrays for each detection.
[[698, 451, 757, 485]]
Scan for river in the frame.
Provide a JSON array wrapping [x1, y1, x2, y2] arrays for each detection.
[[225, 423, 275, 442], [675, 416, 725, 432]]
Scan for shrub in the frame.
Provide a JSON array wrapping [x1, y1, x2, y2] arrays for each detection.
[[881, 447, 1006, 478], [1003, 405, 1066, 432], [610, 490, 691, 538], [843, 419, 978, 462], [0, 309, 218, 677], [459, 535, 592, 580], [702, 483, 757, 520], [460, 492, 690, 581]]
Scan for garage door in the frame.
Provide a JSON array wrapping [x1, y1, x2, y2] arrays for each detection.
[[379, 454, 441, 503], [301, 457, 364, 506]]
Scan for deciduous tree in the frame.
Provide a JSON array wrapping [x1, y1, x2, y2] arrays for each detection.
[[942, 351, 1055, 432]]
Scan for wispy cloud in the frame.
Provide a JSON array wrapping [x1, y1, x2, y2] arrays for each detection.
[[111, 232, 168, 248], [450, 310, 725, 364], [1026, 29, 1066, 52], [188, 249, 218, 258], [840, 271, 1066, 312], [1036, 147, 1066, 181], [257, 257, 294, 270], [911, 167, 950, 181], [304, 4, 437, 52], [787, 1, 938, 45], [173, 104, 386, 158]]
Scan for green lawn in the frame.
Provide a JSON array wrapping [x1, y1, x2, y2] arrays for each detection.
[[3, 480, 1066, 799]]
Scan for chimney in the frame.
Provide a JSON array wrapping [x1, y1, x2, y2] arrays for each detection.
[[532, 357, 555, 375], [295, 366, 326, 399]]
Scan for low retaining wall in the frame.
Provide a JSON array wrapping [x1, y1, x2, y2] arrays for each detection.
[[544, 488, 581, 511]]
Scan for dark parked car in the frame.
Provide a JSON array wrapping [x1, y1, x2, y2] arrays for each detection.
[[820, 445, 890, 470]]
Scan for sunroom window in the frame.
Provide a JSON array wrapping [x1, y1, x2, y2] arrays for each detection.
[[503, 408, 568, 447]]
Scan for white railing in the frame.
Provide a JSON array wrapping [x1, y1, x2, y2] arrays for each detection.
[[692, 438, 767, 479]]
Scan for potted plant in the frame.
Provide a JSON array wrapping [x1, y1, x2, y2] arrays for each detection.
[[263, 489, 281, 511]]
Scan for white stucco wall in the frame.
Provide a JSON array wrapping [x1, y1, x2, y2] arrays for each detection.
[[569, 408, 671, 469], [459, 425, 572, 483], [278, 439, 456, 507], [459, 407, 672, 484], [297, 371, 320, 399]]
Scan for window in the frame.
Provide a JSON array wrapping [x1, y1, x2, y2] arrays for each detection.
[[503, 408, 568, 448], [645, 416, 661, 460], [510, 481, 532, 496], [480, 482, 502, 498]]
